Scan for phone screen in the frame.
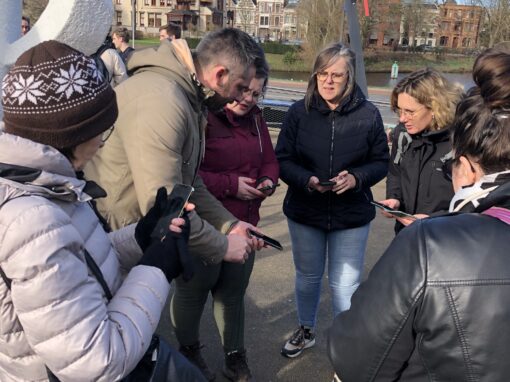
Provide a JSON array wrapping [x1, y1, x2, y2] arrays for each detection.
[[370, 201, 416, 220], [247, 229, 283, 251], [319, 180, 336, 187], [151, 184, 194, 240]]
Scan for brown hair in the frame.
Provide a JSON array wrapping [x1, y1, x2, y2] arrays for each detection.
[[304, 43, 355, 112], [391, 68, 463, 131], [112, 27, 130, 43], [451, 49, 510, 174]]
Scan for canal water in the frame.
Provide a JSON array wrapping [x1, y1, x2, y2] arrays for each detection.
[[271, 70, 475, 90]]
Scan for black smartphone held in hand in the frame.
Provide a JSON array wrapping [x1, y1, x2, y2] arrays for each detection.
[[370, 201, 417, 220], [247, 228, 283, 251], [151, 184, 194, 240], [319, 180, 336, 187], [258, 183, 280, 192]]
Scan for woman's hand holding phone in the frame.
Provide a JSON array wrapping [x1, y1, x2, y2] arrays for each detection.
[[237, 177, 266, 200], [308, 176, 333, 193], [377, 199, 401, 219], [332, 170, 356, 194]]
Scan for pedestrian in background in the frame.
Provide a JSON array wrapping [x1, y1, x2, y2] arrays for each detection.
[[378, 68, 463, 233], [276, 42, 389, 358], [175, 58, 278, 382], [328, 48, 510, 381], [112, 27, 135, 64]]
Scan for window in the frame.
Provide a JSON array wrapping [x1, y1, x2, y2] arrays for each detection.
[[156, 14, 162, 27], [140, 12, 145, 26], [275, 16, 280, 26], [276, 4, 280, 13], [148, 12, 155, 27], [167, 0, 172, 5], [116, 0, 121, 4], [260, 16, 269, 26], [116, 11, 122, 25], [151, 0, 156, 6], [144, 0, 149, 5], [160, 0, 165, 5]]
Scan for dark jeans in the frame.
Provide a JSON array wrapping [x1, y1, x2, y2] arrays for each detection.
[[171, 252, 255, 353]]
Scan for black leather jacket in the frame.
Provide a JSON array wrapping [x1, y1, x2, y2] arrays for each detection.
[[328, 181, 510, 381]]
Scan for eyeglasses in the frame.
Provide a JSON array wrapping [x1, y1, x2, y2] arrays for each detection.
[[316, 71, 346, 83], [102, 125, 115, 143], [396, 106, 426, 120], [241, 88, 264, 102], [441, 154, 476, 181]]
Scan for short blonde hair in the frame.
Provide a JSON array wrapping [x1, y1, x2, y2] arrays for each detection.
[[391, 68, 463, 131]]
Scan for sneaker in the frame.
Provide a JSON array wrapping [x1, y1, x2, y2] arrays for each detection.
[[179, 343, 216, 381], [281, 326, 316, 358], [223, 349, 253, 382]]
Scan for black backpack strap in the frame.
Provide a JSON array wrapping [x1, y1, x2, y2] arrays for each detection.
[[83, 248, 113, 301]]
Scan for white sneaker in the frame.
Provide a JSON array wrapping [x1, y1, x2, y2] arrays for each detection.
[[280, 326, 315, 358]]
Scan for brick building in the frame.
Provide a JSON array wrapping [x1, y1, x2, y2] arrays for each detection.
[[437, 2, 482, 49]]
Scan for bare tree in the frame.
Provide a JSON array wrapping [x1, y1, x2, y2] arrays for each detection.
[[358, 0, 381, 48], [23, 0, 49, 24], [401, 0, 427, 47], [297, 0, 344, 63], [469, 0, 510, 47]]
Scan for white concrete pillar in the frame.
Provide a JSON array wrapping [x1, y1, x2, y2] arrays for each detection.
[[0, 0, 114, 119]]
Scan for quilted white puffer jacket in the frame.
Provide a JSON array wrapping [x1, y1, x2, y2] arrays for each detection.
[[0, 132, 170, 381]]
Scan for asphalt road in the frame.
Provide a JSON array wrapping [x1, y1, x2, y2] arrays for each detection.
[[157, 129, 396, 382]]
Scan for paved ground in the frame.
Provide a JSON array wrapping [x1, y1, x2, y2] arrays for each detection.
[[157, 129, 396, 381]]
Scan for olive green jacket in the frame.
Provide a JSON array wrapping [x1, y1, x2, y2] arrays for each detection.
[[85, 39, 236, 264]]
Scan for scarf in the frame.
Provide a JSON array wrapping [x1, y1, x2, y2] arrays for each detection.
[[449, 170, 510, 213]]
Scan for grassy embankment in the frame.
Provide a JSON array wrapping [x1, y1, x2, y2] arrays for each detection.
[[267, 52, 475, 74], [134, 39, 475, 74]]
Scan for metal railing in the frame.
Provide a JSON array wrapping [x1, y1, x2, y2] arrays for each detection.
[[260, 86, 392, 129]]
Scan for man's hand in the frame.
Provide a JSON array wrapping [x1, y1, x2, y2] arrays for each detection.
[[224, 234, 252, 263], [229, 221, 264, 250], [237, 177, 266, 201]]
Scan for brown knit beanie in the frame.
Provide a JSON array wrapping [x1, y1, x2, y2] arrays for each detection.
[[2, 40, 118, 149]]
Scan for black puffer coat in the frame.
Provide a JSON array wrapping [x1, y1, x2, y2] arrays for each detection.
[[386, 123, 454, 232], [275, 85, 389, 231], [328, 180, 510, 381]]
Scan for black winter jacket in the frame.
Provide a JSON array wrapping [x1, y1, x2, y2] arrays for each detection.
[[328, 180, 510, 381], [386, 123, 454, 232], [275, 86, 389, 231]]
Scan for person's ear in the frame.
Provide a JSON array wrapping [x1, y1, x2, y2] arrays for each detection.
[[458, 156, 478, 184], [213, 66, 229, 90]]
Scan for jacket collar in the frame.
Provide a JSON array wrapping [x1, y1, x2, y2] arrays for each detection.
[[312, 84, 366, 115], [0, 133, 95, 206], [207, 106, 261, 138]]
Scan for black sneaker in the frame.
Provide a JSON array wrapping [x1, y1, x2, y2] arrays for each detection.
[[223, 349, 253, 382], [281, 326, 315, 358], [179, 343, 216, 381]]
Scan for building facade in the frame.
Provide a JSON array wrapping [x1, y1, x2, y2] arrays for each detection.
[[113, 0, 223, 37], [437, 3, 482, 49]]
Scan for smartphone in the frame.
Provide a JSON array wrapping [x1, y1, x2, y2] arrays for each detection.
[[151, 184, 194, 240], [247, 228, 283, 251], [370, 201, 417, 220], [258, 183, 280, 192], [319, 180, 336, 187]]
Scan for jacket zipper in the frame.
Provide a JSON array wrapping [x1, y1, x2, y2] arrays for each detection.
[[327, 114, 335, 230]]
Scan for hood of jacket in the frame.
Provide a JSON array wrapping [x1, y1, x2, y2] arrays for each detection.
[[127, 39, 204, 113], [0, 132, 91, 208]]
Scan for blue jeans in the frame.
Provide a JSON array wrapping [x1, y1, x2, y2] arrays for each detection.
[[287, 218, 370, 328]]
